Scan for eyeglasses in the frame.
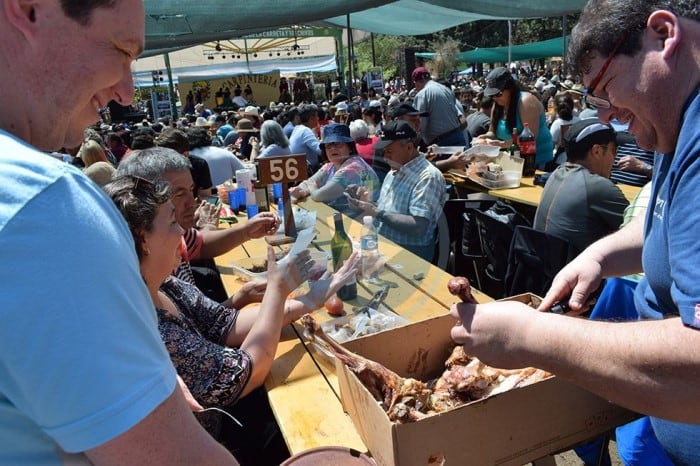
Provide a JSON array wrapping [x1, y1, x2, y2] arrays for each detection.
[[494, 91, 504, 98], [583, 34, 629, 110]]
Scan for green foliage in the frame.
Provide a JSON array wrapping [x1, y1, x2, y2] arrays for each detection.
[[350, 15, 580, 78]]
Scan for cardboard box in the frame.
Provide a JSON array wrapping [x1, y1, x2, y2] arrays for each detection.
[[336, 311, 637, 466]]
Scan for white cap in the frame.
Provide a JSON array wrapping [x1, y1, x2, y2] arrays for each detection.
[[363, 215, 373, 225]]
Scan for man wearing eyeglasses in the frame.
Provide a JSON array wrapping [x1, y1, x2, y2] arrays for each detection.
[[450, 1, 700, 464]]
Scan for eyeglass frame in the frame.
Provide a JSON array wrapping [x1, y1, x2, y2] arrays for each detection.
[[582, 33, 630, 110]]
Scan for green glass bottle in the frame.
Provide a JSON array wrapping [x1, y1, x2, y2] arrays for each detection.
[[331, 212, 357, 301]]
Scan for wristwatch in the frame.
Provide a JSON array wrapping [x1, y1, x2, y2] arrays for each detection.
[[644, 163, 653, 176]]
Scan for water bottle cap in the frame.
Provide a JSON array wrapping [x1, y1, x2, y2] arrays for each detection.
[[363, 215, 373, 224]]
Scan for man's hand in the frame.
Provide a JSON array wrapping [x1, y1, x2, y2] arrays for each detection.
[[195, 200, 220, 230], [345, 184, 370, 202], [616, 156, 651, 176], [537, 251, 604, 314], [244, 212, 280, 239], [346, 195, 378, 217]]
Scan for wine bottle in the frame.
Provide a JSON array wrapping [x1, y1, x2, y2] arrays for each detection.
[[509, 128, 520, 158], [331, 212, 357, 300]]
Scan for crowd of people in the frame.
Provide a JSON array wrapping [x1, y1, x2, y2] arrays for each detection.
[[2, 0, 698, 465]]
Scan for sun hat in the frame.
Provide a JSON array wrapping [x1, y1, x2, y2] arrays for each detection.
[[243, 105, 259, 117], [235, 118, 257, 133], [334, 102, 349, 115], [195, 116, 210, 127], [374, 120, 418, 151], [391, 102, 429, 119], [320, 123, 355, 146], [483, 67, 513, 97]]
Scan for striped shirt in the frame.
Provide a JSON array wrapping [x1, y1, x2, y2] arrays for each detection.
[[610, 144, 655, 187], [377, 154, 447, 247]]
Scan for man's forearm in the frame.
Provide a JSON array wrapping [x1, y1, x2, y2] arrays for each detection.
[[520, 313, 700, 423], [579, 214, 644, 279], [199, 227, 249, 259], [378, 211, 427, 237]]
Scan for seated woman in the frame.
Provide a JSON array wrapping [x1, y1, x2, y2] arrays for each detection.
[[103, 175, 358, 438], [289, 123, 379, 217], [249, 120, 292, 160]]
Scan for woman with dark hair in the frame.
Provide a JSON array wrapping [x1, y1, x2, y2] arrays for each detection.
[[362, 106, 383, 135], [549, 92, 580, 164], [103, 175, 358, 439], [289, 123, 379, 216], [476, 67, 554, 167]]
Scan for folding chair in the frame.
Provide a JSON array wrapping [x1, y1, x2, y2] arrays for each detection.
[[473, 204, 530, 299], [504, 226, 577, 298]]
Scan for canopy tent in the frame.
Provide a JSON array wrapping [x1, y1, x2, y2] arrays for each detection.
[[132, 55, 338, 87], [416, 36, 570, 64], [143, 0, 587, 56]]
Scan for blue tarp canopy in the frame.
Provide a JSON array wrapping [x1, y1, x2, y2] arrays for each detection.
[[143, 1, 586, 55], [416, 36, 569, 64]]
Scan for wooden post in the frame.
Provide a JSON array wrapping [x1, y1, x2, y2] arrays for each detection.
[[256, 154, 308, 245]]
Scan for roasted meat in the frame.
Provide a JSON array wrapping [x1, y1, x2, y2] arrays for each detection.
[[447, 276, 478, 304], [301, 276, 550, 423], [302, 314, 431, 423]]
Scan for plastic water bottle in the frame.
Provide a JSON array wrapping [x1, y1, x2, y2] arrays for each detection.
[[360, 215, 379, 281]]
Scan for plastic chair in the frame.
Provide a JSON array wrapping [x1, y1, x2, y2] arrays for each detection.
[[504, 226, 577, 298]]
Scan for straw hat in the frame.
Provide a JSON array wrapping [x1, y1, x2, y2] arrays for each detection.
[[243, 105, 259, 117], [195, 116, 210, 127]]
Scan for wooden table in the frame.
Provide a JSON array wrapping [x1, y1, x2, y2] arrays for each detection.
[[445, 171, 642, 208], [215, 200, 492, 456]]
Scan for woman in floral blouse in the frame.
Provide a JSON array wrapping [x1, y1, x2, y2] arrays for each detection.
[[103, 176, 358, 433]]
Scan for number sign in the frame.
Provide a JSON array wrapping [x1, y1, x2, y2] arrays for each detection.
[[257, 155, 308, 185]]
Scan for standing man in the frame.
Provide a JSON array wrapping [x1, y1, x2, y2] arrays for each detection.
[[348, 121, 447, 262], [411, 67, 467, 147], [0, 1, 237, 464], [450, 1, 700, 464]]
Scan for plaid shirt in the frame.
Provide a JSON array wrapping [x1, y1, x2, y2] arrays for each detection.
[[377, 154, 446, 247]]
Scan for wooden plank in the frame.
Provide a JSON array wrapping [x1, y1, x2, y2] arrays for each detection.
[[264, 325, 367, 454], [446, 172, 642, 206]]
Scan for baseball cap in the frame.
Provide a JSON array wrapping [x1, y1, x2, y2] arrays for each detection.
[[483, 67, 513, 97], [565, 119, 632, 159], [391, 102, 429, 119], [374, 120, 418, 150], [411, 67, 431, 82]]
